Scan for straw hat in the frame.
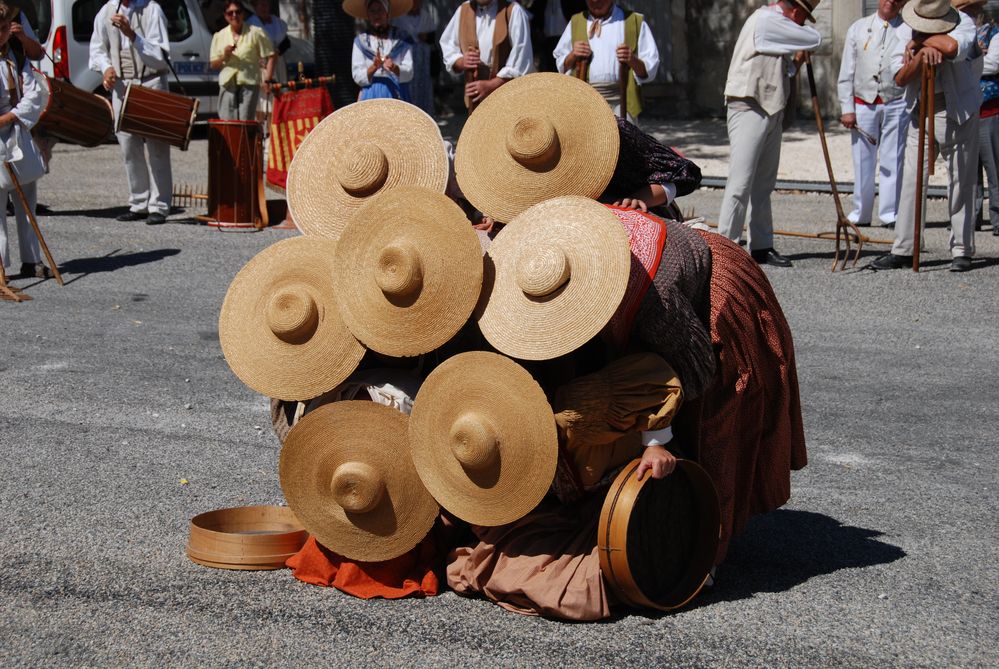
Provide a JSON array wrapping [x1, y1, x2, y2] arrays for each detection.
[[454, 72, 620, 223], [475, 196, 631, 361], [219, 237, 365, 401], [408, 351, 557, 526], [279, 401, 439, 562], [789, 0, 820, 23], [343, 0, 413, 20], [286, 99, 448, 241], [903, 0, 960, 33], [333, 187, 484, 357]]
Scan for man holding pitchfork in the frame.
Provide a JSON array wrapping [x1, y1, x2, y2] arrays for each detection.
[[872, 0, 979, 271]]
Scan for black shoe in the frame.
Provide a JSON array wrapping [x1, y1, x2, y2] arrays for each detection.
[[19, 262, 53, 279], [751, 248, 793, 267], [853, 221, 872, 227], [871, 253, 912, 270], [881, 221, 896, 229], [116, 210, 147, 222], [146, 212, 167, 225], [993, 227, 999, 237], [950, 256, 972, 272]]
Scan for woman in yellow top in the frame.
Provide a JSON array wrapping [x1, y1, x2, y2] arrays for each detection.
[[209, 0, 276, 120]]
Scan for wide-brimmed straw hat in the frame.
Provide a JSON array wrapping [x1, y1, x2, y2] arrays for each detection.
[[475, 196, 631, 361], [286, 99, 448, 241], [332, 187, 484, 357], [455, 72, 620, 224], [343, 0, 413, 20], [279, 401, 439, 562], [408, 351, 557, 526], [789, 0, 820, 23], [903, 0, 960, 33], [219, 237, 365, 401]]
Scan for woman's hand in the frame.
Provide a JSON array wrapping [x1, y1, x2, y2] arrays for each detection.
[[635, 444, 676, 481], [472, 215, 495, 233], [613, 197, 649, 212]]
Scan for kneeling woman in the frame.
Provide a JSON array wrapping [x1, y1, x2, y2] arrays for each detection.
[[346, 0, 414, 102], [0, 2, 51, 279]]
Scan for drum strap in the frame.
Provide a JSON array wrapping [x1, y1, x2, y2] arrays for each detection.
[[3, 57, 20, 109]]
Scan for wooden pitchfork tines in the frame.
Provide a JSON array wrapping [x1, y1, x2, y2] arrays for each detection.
[[805, 54, 864, 271]]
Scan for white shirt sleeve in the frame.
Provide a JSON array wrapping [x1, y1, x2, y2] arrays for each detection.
[[11, 59, 46, 129], [951, 11, 976, 62], [397, 42, 414, 83], [133, 5, 170, 71], [838, 22, 859, 114], [889, 23, 911, 82], [984, 32, 999, 76], [641, 426, 673, 448], [754, 7, 822, 56], [351, 38, 370, 87], [89, 6, 113, 74], [496, 3, 534, 79], [554, 22, 573, 74], [439, 6, 464, 74], [634, 18, 659, 84]]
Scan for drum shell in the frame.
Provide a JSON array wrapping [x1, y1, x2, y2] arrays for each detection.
[[186, 505, 307, 570], [598, 458, 721, 611], [116, 83, 198, 151], [207, 119, 265, 227], [35, 77, 114, 147]]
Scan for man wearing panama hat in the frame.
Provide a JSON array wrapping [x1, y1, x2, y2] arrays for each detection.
[[716, 0, 821, 268], [871, 0, 980, 271]]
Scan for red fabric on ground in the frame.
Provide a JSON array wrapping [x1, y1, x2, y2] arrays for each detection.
[[675, 231, 807, 563], [286, 534, 441, 599]]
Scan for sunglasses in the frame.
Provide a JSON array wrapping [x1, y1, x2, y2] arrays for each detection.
[[225, 10, 242, 17]]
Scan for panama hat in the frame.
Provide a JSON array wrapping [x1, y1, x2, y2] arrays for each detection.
[[279, 401, 439, 562], [219, 237, 365, 401], [598, 459, 721, 611], [408, 351, 557, 526], [475, 196, 631, 361], [454, 72, 620, 224], [903, 0, 960, 33], [286, 98, 448, 241], [332, 187, 484, 357], [343, 0, 413, 20], [788, 0, 820, 23]]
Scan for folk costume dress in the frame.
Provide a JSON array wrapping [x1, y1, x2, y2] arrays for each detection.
[[88, 0, 173, 217], [351, 26, 414, 102], [0, 48, 45, 272]]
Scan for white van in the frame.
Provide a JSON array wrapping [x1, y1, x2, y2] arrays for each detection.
[[28, 0, 314, 118]]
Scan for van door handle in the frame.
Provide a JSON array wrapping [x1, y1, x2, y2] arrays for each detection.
[[182, 51, 200, 58]]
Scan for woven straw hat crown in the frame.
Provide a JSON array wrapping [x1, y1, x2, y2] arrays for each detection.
[[903, 0, 960, 33]]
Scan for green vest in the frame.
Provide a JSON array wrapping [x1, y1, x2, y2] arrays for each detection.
[[570, 10, 644, 118]]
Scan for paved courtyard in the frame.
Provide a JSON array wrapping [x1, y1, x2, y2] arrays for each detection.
[[0, 135, 996, 668]]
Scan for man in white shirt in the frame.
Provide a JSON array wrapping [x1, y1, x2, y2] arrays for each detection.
[[837, 0, 909, 229], [439, 0, 533, 107], [552, 0, 658, 123], [871, 0, 980, 271], [89, 0, 173, 225], [716, 0, 822, 268]]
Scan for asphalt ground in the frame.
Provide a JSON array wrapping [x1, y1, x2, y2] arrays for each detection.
[[0, 137, 997, 668]]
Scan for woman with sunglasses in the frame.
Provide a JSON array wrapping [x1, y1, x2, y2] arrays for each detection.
[[210, 0, 277, 120]]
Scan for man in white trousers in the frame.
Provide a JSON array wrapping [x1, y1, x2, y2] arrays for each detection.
[[716, 0, 822, 268], [838, 0, 909, 229], [872, 0, 980, 272]]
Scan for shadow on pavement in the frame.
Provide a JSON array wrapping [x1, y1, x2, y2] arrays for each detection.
[[58, 248, 181, 286], [704, 509, 906, 604]]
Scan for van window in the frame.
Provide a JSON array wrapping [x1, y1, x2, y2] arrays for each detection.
[[27, 1, 51, 43], [72, 0, 194, 43]]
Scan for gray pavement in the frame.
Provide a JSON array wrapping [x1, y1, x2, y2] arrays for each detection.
[[0, 136, 997, 668]]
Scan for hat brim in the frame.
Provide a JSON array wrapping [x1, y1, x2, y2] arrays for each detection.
[[280, 401, 439, 563], [455, 73, 620, 224], [343, 0, 414, 20], [219, 237, 365, 401], [332, 187, 484, 357], [901, 3, 960, 34], [286, 99, 448, 241], [409, 352, 557, 526], [475, 196, 632, 361], [788, 0, 816, 22]]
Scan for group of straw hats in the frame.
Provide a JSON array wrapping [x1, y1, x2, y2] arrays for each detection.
[[218, 74, 639, 562]]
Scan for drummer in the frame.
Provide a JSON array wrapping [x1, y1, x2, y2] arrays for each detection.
[[0, 1, 51, 278], [89, 0, 173, 225], [209, 0, 276, 121]]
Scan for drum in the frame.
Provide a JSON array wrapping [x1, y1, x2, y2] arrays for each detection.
[[35, 76, 114, 147], [116, 83, 199, 151], [206, 119, 268, 229], [598, 458, 720, 611]]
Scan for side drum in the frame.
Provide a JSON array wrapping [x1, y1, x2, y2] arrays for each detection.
[[35, 76, 114, 147], [206, 119, 268, 229], [116, 82, 198, 151]]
